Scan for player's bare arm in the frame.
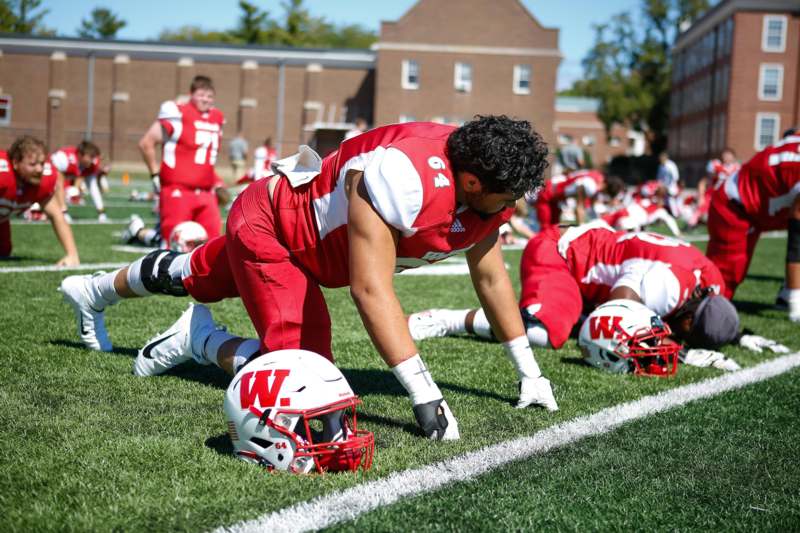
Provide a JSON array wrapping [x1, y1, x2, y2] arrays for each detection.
[[138, 120, 164, 176], [465, 231, 525, 342], [41, 193, 79, 266], [347, 171, 417, 366]]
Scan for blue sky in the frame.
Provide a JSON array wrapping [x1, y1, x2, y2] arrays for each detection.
[[42, 0, 642, 90]]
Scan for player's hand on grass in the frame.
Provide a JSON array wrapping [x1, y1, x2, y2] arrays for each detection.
[[56, 254, 80, 267], [683, 349, 740, 371], [739, 334, 790, 353], [517, 375, 558, 411], [412, 398, 460, 441]]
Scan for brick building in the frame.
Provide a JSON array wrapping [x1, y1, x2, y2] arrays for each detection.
[[670, 0, 800, 184], [0, 0, 561, 172], [554, 96, 643, 167]]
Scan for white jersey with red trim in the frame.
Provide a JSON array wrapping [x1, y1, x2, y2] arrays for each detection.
[[269, 122, 513, 288], [602, 198, 679, 235], [731, 136, 800, 222], [50, 146, 102, 178], [705, 159, 740, 190], [158, 100, 224, 190], [558, 221, 724, 317]]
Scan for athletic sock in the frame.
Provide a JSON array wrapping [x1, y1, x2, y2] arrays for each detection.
[[502, 335, 542, 379], [471, 308, 494, 339], [392, 354, 443, 405], [141, 229, 159, 247], [91, 269, 123, 307], [441, 309, 469, 335]]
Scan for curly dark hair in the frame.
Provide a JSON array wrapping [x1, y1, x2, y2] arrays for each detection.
[[446, 115, 549, 198]]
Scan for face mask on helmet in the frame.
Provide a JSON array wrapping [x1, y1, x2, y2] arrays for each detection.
[[224, 349, 374, 473], [578, 299, 681, 377]]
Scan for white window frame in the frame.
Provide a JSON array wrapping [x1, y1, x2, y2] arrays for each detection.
[[401, 60, 419, 90], [0, 95, 10, 126], [453, 62, 472, 93], [758, 63, 784, 101], [513, 64, 531, 95], [755, 112, 780, 150], [762, 15, 787, 53]]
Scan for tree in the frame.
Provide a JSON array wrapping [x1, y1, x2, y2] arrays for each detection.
[[77, 7, 126, 39], [0, 0, 53, 35], [158, 25, 237, 44], [230, 1, 273, 44], [565, 0, 709, 153]]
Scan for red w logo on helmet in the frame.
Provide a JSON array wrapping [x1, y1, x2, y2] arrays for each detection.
[[589, 315, 623, 339], [239, 369, 291, 409]]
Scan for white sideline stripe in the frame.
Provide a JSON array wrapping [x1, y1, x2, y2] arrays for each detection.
[[0, 262, 128, 273], [111, 245, 158, 254], [215, 352, 800, 533], [10, 218, 157, 226]]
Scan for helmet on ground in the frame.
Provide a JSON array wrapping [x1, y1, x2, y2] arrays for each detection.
[[578, 299, 681, 376], [168, 221, 208, 253], [223, 349, 374, 473]]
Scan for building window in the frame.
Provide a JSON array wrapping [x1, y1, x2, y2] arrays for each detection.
[[402, 60, 419, 90], [557, 133, 573, 145], [513, 64, 531, 95], [454, 62, 472, 92], [759, 64, 784, 101], [0, 95, 10, 126], [609, 136, 622, 147], [755, 113, 780, 150], [582, 135, 595, 146], [762, 15, 787, 53], [398, 114, 416, 123]]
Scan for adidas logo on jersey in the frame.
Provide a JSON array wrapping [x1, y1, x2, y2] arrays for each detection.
[[450, 219, 465, 233]]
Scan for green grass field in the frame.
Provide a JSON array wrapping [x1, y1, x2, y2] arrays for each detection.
[[1, 177, 798, 531]]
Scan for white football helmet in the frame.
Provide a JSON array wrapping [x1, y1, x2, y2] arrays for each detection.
[[578, 299, 681, 376], [223, 349, 374, 473], [168, 221, 208, 253]]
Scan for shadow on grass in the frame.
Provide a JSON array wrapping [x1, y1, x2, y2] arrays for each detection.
[[744, 273, 784, 283], [48, 339, 138, 358], [0, 255, 28, 262], [205, 433, 234, 456], [732, 300, 781, 315], [560, 356, 591, 368]]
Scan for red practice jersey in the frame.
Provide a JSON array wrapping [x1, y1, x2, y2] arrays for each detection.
[[0, 151, 57, 222], [158, 100, 225, 189], [268, 122, 513, 288], [520, 222, 724, 318], [536, 169, 604, 204], [50, 146, 103, 178], [731, 135, 800, 224], [706, 159, 740, 190]]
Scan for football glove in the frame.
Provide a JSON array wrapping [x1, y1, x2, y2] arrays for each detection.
[[683, 349, 741, 371], [517, 376, 558, 411], [412, 398, 460, 441], [739, 334, 790, 354]]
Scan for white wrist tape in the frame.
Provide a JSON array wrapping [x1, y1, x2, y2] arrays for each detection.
[[502, 335, 542, 379]]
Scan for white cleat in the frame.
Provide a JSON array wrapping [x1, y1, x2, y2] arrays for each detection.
[[133, 303, 217, 377], [407, 309, 462, 341], [59, 274, 112, 352], [121, 214, 145, 244], [97, 212, 109, 223]]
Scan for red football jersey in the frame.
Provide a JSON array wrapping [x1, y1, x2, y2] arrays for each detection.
[[520, 222, 724, 318], [269, 122, 513, 288], [50, 146, 103, 178], [0, 151, 57, 222], [158, 100, 225, 189], [536, 169, 604, 204], [705, 159, 740, 190], [731, 136, 800, 224]]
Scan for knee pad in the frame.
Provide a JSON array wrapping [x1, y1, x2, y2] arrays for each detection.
[[140, 250, 189, 296]]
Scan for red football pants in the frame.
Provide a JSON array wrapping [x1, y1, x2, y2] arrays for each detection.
[[534, 198, 561, 232], [0, 220, 11, 257], [159, 185, 222, 247], [705, 188, 760, 299], [182, 183, 333, 360], [518, 226, 583, 348]]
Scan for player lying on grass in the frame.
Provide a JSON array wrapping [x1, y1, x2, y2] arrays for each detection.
[[706, 129, 800, 322], [409, 221, 789, 372], [0, 135, 80, 266], [50, 141, 109, 222], [60, 116, 558, 441]]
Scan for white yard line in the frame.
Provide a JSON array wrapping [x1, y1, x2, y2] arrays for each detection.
[[10, 218, 157, 226], [0, 262, 128, 274], [111, 245, 158, 254], [216, 352, 800, 533]]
